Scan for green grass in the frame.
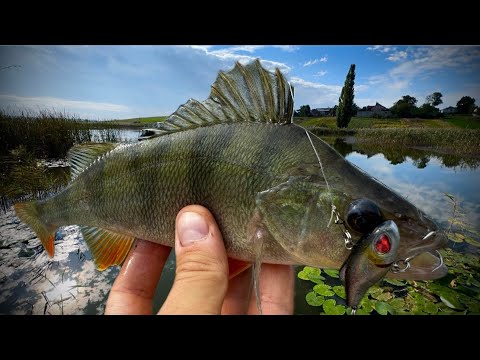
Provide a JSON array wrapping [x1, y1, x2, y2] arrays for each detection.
[[294, 116, 470, 129], [443, 115, 480, 129], [107, 116, 168, 126]]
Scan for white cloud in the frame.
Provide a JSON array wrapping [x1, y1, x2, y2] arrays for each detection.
[[314, 70, 328, 77], [367, 45, 396, 53], [0, 94, 129, 112], [0, 94, 131, 119], [387, 51, 407, 62], [289, 77, 342, 108], [184, 45, 292, 73], [303, 57, 328, 67], [272, 45, 300, 52], [363, 46, 480, 107]]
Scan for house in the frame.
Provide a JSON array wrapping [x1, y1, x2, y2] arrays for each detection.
[[442, 106, 457, 114], [311, 107, 332, 117], [357, 102, 391, 118]]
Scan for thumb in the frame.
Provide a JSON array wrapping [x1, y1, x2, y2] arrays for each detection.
[[159, 205, 229, 314]]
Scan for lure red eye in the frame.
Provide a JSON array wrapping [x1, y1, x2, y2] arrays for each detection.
[[375, 234, 391, 254]]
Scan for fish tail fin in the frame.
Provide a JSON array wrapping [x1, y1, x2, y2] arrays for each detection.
[[14, 201, 56, 257]]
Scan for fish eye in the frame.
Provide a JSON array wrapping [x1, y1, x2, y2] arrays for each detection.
[[374, 234, 391, 254], [345, 198, 384, 234]]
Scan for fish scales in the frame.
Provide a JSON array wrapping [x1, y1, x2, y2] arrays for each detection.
[[40, 122, 342, 264]]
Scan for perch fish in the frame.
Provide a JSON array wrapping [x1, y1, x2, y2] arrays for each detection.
[[14, 60, 448, 311]]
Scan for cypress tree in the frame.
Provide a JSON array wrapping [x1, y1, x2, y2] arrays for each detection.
[[336, 64, 356, 128]]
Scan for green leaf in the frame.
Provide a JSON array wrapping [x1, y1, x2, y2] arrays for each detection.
[[448, 232, 465, 243], [306, 291, 325, 307], [428, 283, 465, 310], [457, 293, 480, 313], [323, 269, 339, 278], [383, 278, 406, 286], [323, 299, 346, 315], [464, 236, 480, 248], [298, 266, 325, 284], [332, 285, 346, 299], [367, 285, 383, 296], [375, 301, 394, 315], [313, 283, 335, 297], [374, 292, 393, 302], [359, 296, 375, 313], [468, 274, 480, 288], [388, 297, 406, 310], [353, 308, 369, 315], [423, 301, 439, 314]]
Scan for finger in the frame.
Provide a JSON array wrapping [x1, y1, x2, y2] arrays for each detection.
[[105, 239, 171, 315], [247, 264, 295, 315], [221, 267, 253, 315], [159, 205, 229, 315]]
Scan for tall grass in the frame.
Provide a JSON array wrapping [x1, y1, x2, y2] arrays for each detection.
[[0, 110, 121, 158], [355, 128, 480, 155], [0, 110, 121, 210]]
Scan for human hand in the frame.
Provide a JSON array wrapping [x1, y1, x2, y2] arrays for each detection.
[[105, 205, 294, 315]]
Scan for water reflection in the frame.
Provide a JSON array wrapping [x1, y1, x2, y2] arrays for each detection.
[[326, 137, 480, 170]]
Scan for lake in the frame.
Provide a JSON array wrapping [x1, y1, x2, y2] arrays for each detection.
[[0, 131, 478, 314]]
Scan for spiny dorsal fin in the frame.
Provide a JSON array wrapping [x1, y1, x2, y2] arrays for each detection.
[[79, 226, 136, 271], [150, 59, 294, 138], [67, 142, 118, 180]]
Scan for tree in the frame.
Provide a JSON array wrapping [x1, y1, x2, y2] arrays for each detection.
[[329, 105, 338, 116], [456, 96, 476, 114], [426, 92, 443, 107], [336, 64, 356, 128], [297, 105, 312, 117], [417, 103, 441, 119], [390, 95, 418, 118]]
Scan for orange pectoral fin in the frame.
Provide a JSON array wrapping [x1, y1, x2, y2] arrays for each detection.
[[228, 258, 252, 279]]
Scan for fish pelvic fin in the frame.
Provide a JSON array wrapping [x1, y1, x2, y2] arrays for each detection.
[[14, 201, 56, 257], [145, 59, 294, 139], [67, 142, 119, 181], [79, 226, 136, 271]]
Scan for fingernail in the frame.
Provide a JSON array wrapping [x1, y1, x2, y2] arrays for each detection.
[[178, 212, 209, 246]]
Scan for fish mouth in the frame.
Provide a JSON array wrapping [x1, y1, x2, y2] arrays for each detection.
[[387, 230, 448, 280]]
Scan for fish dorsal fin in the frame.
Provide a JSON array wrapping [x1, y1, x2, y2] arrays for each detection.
[[151, 59, 294, 138], [67, 142, 118, 180], [79, 226, 136, 271]]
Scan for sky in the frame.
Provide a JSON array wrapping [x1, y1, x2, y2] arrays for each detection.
[[1, 45, 479, 120]]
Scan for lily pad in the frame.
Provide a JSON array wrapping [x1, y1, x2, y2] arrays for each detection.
[[428, 283, 465, 310], [464, 236, 480, 248], [423, 301, 439, 314], [332, 285, 346, 299], [388, 297, 406, 310], [323, 269, 339, 278], [367, 285, 384, 296], [298, 266, 325, 284], [375, 301, 394, 315], [457, 293, 480, 313], [383, 278, 406, 286], [313, 283, 335, 297], [306, 291, 325, 307], [323, 299, 346, 315], [359, 296, 375, 313], [374, 292, 393, 302]]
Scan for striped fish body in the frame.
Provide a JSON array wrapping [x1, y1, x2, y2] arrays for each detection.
[[41, 121, 350, 267]]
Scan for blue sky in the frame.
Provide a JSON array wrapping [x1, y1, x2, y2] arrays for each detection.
[[1, 45, 479, 120]]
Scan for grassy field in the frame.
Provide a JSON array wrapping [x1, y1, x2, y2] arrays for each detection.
[[106, 116, 168, 127], [294, 115, 480, 129]]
